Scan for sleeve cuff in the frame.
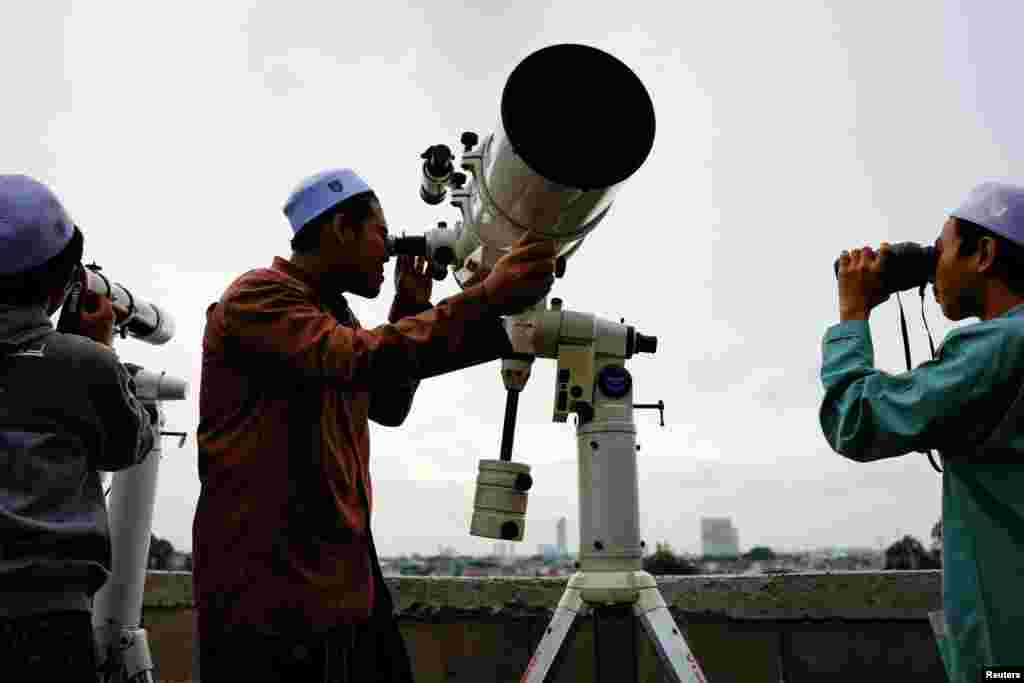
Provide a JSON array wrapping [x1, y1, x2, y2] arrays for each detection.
[[824, 319, 870, 343]]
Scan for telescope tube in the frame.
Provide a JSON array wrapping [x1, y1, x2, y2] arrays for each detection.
[[453, 44, 656, 280], [76, 265, 175, 344]]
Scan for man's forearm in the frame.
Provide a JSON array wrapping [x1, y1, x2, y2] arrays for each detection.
[[389, 296, 433, 324], [392, 283, 513, 380]]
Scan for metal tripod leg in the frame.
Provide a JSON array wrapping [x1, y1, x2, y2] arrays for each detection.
[[521, 572, 708, 683], [634, 585, 707, 683], [94, 624, 155, 683], [521, 587, 583, 682]]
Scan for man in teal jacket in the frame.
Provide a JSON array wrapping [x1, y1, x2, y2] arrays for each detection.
[[820, 182, 1024, 682]]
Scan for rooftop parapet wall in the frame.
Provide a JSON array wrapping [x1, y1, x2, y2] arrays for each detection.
[[144, 569, 942, 619], [142, 571, 947, 682]]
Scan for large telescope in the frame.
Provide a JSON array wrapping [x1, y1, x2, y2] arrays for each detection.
[[401, 45, 707, 682], [391, 43, 657, 282], [57, 262, 175, 344]]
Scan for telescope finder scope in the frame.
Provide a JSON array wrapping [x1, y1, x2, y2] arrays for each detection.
[[420, 144, 454, 205]]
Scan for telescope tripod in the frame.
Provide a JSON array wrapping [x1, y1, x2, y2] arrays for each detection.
[[92, 368, 189, 683], [519, 400, 706, 683], [471, 299, 708, 682], [523, 570, 705, 683]]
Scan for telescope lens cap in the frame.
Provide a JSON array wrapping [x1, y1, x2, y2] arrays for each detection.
[[501, 44, 656, 190]]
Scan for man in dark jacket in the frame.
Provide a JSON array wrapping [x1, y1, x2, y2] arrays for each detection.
[[194, 168, 556, 681], [0, 174, 157, 681]]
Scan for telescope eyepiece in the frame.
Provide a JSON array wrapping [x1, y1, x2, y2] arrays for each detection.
[[387, 235, 428, 258], [625, 326, 657, 357], [635, 333, 657, 355], [421, 144, 454, 176]]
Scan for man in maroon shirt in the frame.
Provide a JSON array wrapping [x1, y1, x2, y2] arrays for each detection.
[[194, 168, 556, 681]]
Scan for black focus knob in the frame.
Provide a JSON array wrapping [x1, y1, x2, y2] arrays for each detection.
[[514, 473, 533, 492], [461, 131, 479, 151], [500, 521, 519, 540], [450, 172, 467, 189], [635, 333, 657, 355]]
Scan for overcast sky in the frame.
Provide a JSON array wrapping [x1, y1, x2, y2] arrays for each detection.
[[4, 1, 1022, 557]]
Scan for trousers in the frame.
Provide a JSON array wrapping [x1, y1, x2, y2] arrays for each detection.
[[0, 610, 98, 682], [199, 531, 414, 682]]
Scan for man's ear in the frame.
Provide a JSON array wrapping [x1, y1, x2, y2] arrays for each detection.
[[977, 236, 998, 273], [330, 211, 356, 247]]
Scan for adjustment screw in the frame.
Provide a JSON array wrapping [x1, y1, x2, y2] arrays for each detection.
[[570, 386, 583, 398], [590, 441, 599, 450], [461, 131, 479, 151], [593, 540, 604, 551], [640, 541, 646, 549]]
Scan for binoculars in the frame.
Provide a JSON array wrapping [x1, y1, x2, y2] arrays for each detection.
[[833, 242, 937, 295]]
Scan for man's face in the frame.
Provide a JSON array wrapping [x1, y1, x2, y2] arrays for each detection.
[[328, 203, 390, 298], [933, 217, 983, 321]]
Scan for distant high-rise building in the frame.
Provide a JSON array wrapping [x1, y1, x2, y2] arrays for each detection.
[[539, 544, 559, 561], [556, 517, 568, 557], [701, 517, 739, 557]]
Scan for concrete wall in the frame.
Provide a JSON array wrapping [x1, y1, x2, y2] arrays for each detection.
[[141, 570, 948, 683]]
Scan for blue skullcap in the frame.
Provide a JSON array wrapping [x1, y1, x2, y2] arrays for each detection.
[[0, 175, 75, 275], [283, 169, 373, 235], [951, 182, 1024, 247]]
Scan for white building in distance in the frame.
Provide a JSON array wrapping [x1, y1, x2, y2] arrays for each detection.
[[701, 517, 740, 557]]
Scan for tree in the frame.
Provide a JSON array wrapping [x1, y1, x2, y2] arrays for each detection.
[[929, 518, 943, 567], [148, 534, 175, 570], [884, 535, 940, 570], [744, 546, 776, 561], [644, 542, 699, 576]]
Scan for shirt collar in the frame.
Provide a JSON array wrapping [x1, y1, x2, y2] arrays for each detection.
[[271, 256, 323, 295], [270, 256, 351, 318]]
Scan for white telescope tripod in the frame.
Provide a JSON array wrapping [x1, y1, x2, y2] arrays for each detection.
[[92, 367, 188, 683], [471, 299, 708, 683]]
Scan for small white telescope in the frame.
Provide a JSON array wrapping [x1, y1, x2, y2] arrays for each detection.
[[58, 262, 175, 344]]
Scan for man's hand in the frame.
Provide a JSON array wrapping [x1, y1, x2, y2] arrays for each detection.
[[836, 242, 891, 321], [77, 291, 129, 348], [480, 233, 557, 316], [394, 254, 433, 307]]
